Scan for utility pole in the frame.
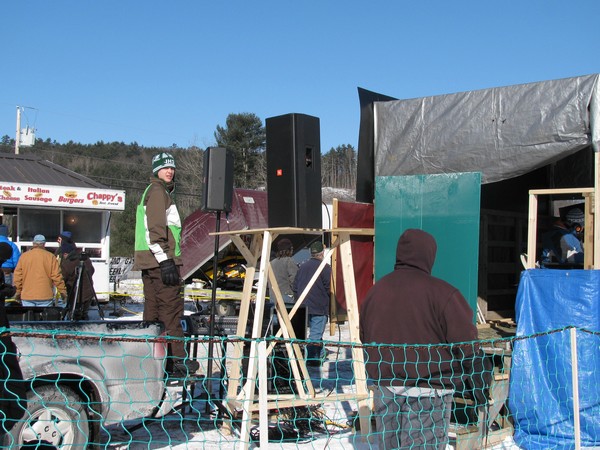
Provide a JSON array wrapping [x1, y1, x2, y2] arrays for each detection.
[[15, 105, 36, 153], [15, 106, 21, 155]]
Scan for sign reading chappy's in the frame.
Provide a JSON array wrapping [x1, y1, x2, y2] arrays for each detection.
[[0, 182, 126, 210]]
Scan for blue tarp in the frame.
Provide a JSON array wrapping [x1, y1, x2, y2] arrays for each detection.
[[511, 269, 600, 449]]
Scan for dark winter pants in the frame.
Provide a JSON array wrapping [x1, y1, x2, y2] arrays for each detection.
[[141, 267, 186, 360], [372, 385, 453, 450]]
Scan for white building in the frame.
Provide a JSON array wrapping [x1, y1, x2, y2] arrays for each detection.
[[0, 153, 125, 300]]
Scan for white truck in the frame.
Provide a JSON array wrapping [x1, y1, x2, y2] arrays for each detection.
[[3, 318, 186, 449]]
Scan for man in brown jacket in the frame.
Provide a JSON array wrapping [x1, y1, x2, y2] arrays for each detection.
[[134, 152, 198, 377], [14, 234, 67, 307]]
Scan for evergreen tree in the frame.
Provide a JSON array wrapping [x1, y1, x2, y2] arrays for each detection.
[[322, 144, 357, 189], [214, 113, 266, 189]]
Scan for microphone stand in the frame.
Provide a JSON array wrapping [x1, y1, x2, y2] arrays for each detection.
[[205, 210, 221, 413]]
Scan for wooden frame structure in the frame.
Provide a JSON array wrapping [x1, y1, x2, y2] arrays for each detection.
[[211, 226, 374, 449], [525, 187, 596, 269], [524, 152, 599, 269]]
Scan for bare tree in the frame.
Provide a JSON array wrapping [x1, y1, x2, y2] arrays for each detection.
[[322, 144, 356, 190]]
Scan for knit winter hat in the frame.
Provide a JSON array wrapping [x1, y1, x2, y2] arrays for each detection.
[[0, 224, 7, 237], [152, 152, 176, 175], [565, 208, 584, 226]]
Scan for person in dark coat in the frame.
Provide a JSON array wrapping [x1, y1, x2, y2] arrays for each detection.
[[55, 230, 74, 262], [60, 242, 95, 320], [0, 224, 20, 287], [293, 241, 331, 366], [540, 208, 584, 266], [0, 242, 26, 438], [268, 238, 298, 305], [360, 229, 491, 449]]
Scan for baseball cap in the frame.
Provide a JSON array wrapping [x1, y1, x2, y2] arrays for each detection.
[[60, 231, 73, 240], [33, 234, 46, 243], [310, 241, 324, 254]]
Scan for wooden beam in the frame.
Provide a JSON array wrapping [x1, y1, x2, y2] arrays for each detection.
[[528, 187, 594, 195], [526, 193, 538, 269]]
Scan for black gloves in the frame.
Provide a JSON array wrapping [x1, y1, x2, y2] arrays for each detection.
[[159, 259, 180, 286]]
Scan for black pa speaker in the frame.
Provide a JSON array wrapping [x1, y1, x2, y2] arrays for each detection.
[[202, 147, 234, 212], [266, 113, 322, 228]]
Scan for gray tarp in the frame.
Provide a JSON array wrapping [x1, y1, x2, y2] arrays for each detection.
[[374, 74, 600, 184]]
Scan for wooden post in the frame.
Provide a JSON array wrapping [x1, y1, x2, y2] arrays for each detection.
[[595, 152, 599, 268], [226, 232, 263, 400], [526, 193, 538, 269], [337, 230, 371, 435], [236, 230, 272, 449]]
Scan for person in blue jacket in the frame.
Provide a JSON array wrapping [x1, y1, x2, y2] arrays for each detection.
[[541, 208, 584, 266], [0, 224, 20, 287]]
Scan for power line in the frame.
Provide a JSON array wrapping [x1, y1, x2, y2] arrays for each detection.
[[20, 147, 203, 197], [31, 147, 153, 168], [85, 175, 201, 198]]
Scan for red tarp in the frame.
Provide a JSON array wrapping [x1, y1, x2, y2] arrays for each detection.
[[181, 189, 268, 280], [334, 200, 374, 311]]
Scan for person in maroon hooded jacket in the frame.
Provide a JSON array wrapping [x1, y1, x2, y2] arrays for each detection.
[[360, 229, 490, 450]]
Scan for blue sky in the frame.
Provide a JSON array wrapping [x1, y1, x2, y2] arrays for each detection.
[[2, 1, 599, 153]]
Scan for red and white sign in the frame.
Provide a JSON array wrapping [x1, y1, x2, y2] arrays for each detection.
[[0, 182, 126, 211]]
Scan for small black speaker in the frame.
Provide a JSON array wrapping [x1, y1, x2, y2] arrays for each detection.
[[202, 147, 234, 212], [266, 113, 322, 228]]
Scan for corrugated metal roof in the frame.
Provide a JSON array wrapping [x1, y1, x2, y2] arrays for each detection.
[[181, 189, 268, 280], [0, 153, 106, 188]]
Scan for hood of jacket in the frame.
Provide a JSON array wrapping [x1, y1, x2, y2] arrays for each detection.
[[393, 228, 437, 274]]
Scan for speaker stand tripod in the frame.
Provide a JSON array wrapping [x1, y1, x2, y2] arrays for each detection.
[[63, 254, 104, 321]]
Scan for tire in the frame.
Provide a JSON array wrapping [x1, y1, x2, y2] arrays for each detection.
[[6, 385, 90, 449]]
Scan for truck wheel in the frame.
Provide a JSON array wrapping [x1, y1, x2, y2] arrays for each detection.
[[7, 385, 90, 449]]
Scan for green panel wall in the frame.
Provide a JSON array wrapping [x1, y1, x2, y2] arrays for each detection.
[[374, 173, 481, 316]]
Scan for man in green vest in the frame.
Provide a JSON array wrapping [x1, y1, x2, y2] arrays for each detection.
[[134, 152, 199, 377]]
